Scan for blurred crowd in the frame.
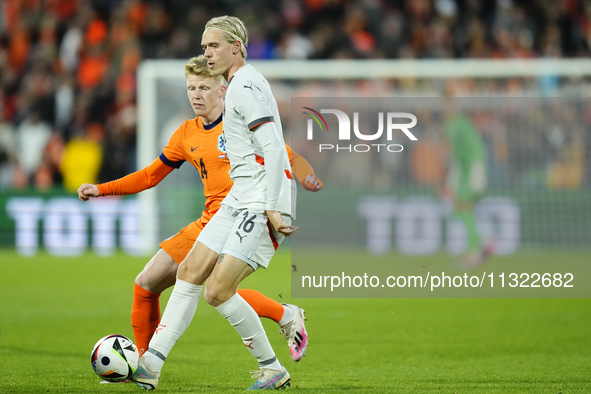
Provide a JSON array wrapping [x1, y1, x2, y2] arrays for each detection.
[[1, 0, 591, 192]]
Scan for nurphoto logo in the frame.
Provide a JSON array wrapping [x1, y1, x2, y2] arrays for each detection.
[[302, 107, 418, 152]]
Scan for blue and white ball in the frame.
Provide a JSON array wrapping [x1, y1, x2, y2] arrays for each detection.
[[91, 334, 139, 382]]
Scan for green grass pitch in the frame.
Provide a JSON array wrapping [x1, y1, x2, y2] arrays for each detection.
[[0, 249, 590, 393]]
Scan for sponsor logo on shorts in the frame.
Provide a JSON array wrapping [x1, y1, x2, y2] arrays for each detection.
[[235, 231, 247, 243]]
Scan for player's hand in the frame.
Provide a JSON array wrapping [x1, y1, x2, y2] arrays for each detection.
[[301, 174, 323, 192], [266, 210, 298, 237], [77, 184, 99, 201]]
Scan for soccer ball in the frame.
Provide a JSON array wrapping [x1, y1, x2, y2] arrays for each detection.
[[90, 334, 139, 382]]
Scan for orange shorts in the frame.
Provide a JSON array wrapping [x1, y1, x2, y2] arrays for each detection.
[[159, 219, 206, 264]]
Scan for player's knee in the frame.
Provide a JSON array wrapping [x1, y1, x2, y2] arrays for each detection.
[[135, 270, 150, 291], [203, 283, 216, 305], [135, 258, 177, 293], [135, 269, 170, 293], [177, 256, 216, 285], [177, 262, 204, 285], [203, 282, 219, 306], [203, 281, 228, 307]]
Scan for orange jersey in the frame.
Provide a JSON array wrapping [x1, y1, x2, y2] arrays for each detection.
[[96, 114, 321, 263], [160, 114, 232, 220], [97, 114, 318, 226]]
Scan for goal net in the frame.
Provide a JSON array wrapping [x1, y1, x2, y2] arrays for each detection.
[[137, 59, 591, 255]]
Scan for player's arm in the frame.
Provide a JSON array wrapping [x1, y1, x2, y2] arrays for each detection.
[[252, 122, 297, 236], [285, 145, 322, 192], [77, 157, 174, 201], [240, 80, 297, 236]]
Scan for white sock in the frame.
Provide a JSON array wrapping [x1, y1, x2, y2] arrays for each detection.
[[146, 279, 202, 372], [216, 293, 281, 370], [142, 348, 166, 372], [278, 305, 294, 327]]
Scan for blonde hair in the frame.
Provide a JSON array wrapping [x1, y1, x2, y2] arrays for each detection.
[[205, 16, 249, 59], [184, 55, 224, 83]]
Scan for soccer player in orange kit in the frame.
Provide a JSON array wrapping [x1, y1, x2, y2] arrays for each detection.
[[77, 55, 320, 363]]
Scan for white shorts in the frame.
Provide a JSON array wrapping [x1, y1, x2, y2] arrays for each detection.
[[197, 205, 290, 270]]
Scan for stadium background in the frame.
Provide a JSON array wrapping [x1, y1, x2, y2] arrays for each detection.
[[1, 0, 590, 392]]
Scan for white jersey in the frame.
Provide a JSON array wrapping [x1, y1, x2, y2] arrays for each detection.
[[222, 64, 294, 217]]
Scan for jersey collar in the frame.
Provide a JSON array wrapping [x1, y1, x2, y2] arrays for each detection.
[[203, 112, 223, 130], [226, 64, 251, 90]]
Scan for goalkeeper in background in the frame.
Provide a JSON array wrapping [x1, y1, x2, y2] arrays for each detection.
[[441, 98, 493, 268]]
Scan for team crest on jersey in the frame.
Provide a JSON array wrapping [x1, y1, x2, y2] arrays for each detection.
[[218, 133, 228, 159]]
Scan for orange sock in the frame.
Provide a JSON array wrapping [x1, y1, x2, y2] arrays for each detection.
[[131, 283, 161, 356], [238, 288, 284, 323]]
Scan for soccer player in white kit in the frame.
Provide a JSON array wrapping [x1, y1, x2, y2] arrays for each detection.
[[131, 16, 297, 391]]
